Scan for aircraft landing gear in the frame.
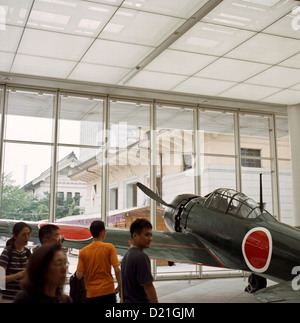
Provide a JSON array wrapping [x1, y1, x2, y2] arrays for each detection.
[[244, 273, 267, 293]]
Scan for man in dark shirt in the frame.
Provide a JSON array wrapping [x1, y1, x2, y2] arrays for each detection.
[[121, 219, 158, 303]]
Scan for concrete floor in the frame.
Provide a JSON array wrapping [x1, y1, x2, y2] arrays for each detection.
[[152, 278, 260, 303], [66, 253, 260, 303]]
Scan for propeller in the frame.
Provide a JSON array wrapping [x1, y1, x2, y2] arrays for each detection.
[[136, 182, 174, 208]]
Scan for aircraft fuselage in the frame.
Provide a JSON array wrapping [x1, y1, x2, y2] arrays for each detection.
[[165, 195, 300, 283]]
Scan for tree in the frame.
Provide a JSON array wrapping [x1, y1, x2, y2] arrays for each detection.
[[1, 173, 40, 220], [1, 173, 80, 220]]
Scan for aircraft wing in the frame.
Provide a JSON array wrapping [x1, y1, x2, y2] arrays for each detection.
[[255, 281, 300, 303], [0, 220, 224, 268], [105, 228, 226, 268], [0, 220, 93, 249]]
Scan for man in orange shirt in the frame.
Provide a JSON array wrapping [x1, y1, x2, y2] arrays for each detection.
[[76, 221, 121, 303]]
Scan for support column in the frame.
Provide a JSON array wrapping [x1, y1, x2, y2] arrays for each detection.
[[288, 104, 300, 225]]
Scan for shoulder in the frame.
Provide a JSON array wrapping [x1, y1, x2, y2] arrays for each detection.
[[0, 247, 9, 257], [126, 247, 148, 260], [102, 242, 116, 250], [79, 243, 91, 255], [0, 247, 9, 266]]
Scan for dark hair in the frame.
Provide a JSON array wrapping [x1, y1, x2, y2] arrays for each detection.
[[39, 224, 59, 244], [89, 220, 105, 238], [6, 222, 32, 248], [22, 243, 62, 295], [130, 219, 152, 238]]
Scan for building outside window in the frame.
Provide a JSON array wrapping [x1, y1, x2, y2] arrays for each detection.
[[241, 148, 261, 168]]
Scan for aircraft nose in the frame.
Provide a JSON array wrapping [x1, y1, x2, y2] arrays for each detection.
[[164, 194, 198, 232]]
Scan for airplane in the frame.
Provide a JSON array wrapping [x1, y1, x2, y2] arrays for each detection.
[[1, 180, 300, 302]]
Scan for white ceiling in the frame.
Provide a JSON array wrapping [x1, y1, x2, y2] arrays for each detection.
[[0, 0, 300, 105]]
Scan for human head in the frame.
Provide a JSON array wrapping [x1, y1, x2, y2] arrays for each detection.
[[6, 222, 32, 248], [22, 243, 68, 295], [39, 224, 60, 245], [130, 218, 152, 250], [130, 218, 152, 238], [90, 220, 105, 239]]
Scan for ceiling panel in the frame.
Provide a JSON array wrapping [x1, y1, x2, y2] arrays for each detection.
[[173, 77, 237, 96], [126, 70, 187, 91], [225, 33, 300, 64], [195, 58, 270, 82], [0, 0, 33, 27], [87, 0, 123, 5], [246, 66, 300, 88], [27, 0, 117, 37], [17, 28, 94, 60], [82, 39, 153, 68], [144, 49, 217, 76], [170, 22, 255, 56], [263, 9, 300, 39], [0, 25, 24, 52], [279, 53, 300, 69], [201, 0, 296, 31], [69, 62, 130, 84], [220, 83, 281, 101], [121, 0, 209, 19], [291, 83, 300, 91], [261, 89, 300, 105], [11, 54, 77, 78], [0, 52, 14, 72], [100, 8, 185, 46]]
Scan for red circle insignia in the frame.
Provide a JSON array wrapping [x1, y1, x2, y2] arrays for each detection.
[[242, 227, 272, 273]]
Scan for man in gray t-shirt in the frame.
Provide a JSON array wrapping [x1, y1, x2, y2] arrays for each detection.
[[121, 219, 158, 303]]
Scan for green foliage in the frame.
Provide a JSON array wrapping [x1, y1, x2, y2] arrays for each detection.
[[0, 173, 80, 220]]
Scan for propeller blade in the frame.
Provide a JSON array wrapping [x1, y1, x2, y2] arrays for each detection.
[[137, 182, 172, 208]]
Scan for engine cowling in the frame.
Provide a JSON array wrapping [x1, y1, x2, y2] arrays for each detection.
[[164, 194, 198, 232]]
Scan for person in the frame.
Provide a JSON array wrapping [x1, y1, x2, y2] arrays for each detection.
[[38, 224, 61, 245], [121, 218, 159, 303], [76, 220, 121, 303], [0, 222, 32, 302], [14, 243, 71, 303]]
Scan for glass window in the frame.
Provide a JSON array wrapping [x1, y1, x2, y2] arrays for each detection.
[[199, 110, 236, 196], [241, 160, 273, 214], [59, 94, 103, 148], [1, 142, 52, 220], [239, 114, 273, 214], [5, 89, 54, 142], [108, 100, 151, 228], [241, 148, 261, 168], [0, 87, 3, 140], [240, 114, 271, 158], [156, 105, 195, 199], [276, 116, 293, 225], [156, 104, 196, 277], [201, 155, 236, 196], [56, 94, 104, 222], [199, 110, 235, 156], [1, 89, 55, 220], [109, 187, 118, 211]]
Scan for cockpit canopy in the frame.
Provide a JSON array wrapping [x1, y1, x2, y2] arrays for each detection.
[[204, 188, 262, 219]]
